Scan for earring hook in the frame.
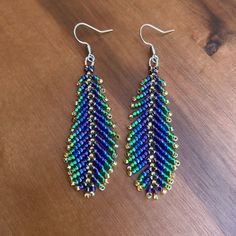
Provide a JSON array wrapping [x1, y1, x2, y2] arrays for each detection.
[[73, 22, 113, 57], [139, 23, 175, 56]]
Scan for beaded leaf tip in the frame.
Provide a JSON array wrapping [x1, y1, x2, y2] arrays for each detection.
[[126, 64, 180, 200], [64, 65, 118, 198]]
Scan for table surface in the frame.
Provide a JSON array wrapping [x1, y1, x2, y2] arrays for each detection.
[[1, 0, 236, 235]]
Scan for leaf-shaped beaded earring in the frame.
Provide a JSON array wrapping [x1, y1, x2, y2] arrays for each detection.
[[125, 24, 180, 200], [64, 23, 118, 198]]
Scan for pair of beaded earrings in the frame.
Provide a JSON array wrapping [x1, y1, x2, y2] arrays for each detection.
[[64, 22, 180, 200]]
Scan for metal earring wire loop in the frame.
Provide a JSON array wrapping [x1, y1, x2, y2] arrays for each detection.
[[149, 55, 159, 68], [139, 23, 175, 67], [73, 22, 113, 65]]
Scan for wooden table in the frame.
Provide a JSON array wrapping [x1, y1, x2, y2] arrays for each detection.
[[1, 0, 236, 235]]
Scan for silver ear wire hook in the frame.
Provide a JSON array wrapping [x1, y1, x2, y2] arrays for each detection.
[[73, 22, 113, 65], [139, 24, 175, 67]]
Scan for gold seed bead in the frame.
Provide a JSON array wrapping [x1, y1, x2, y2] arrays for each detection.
[[161, 188, 168, 195], [153, 194, 159, 200], [163, 90, 168, 96], [99, 185, 105, 191], [84, 193, 91, 198], [170, 172, 176, 179], [166, 117, 172, 123], [149, 155, 154, 159], [137, 185, 142, 191], [173, 143, 179, 149], [166, 184, 172, 190], [152, 180, 157, 185], [146, 192, 153, 199], [71, 117, 77, 122], [175, 160, 181, 166], [173, 136, 178, 141], [169, 127, 174, 132], [173, 152, 178, 158], [165, 99, 170, 105], [127, 171, 132, 176]]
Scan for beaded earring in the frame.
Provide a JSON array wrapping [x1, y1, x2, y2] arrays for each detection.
[[64, 23, 118, 198], [125, 24, 180, 200]]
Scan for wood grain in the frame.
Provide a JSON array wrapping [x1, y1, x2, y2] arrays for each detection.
[[0, 0, 236, 235]]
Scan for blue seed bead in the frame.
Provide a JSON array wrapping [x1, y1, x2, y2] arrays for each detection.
[[92, 185, 96, 192], [143, 76, 151, 83], [146, 185, 152, 193], [91, 176, 101, 186], [155, 142, 170, 158], [133, 136, 148, 150], [153, 127, 169, 142], [77, 184, 84, 190], [93, 169, 105, 182]]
